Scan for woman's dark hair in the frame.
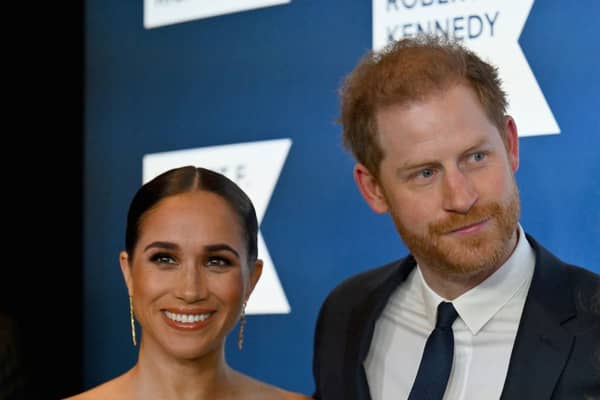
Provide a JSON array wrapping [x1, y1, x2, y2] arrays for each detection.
[[124, 166, 259, 266]]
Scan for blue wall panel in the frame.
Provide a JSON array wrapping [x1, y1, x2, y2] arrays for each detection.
[[84, 0, 599, 393]]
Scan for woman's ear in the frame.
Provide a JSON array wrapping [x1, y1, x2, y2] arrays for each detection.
[[245, 259, 263, 301], [119, 251, 133, 296]]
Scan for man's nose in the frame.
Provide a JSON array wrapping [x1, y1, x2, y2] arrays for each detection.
[[441, 168, 478, 214]]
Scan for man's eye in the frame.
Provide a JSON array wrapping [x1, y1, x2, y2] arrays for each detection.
[[472, 152, 486, 162], [419, 168, 434, 178]]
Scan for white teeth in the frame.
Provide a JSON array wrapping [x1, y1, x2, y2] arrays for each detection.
[[164, 311, 212, 323]]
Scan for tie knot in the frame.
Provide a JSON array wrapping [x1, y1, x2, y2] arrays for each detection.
[[436, 302, 458, 329]]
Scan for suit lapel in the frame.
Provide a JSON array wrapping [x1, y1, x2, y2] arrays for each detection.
[[344, 257, 416, 400], [501, 235, 576, 400]]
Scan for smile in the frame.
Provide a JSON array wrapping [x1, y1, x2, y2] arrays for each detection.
[[448, 218, 490, 235], [163, 311, 213, 323]]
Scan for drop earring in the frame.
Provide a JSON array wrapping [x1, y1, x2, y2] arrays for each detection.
[[238, 301, 247, 350], [129, 295, 137, 346]]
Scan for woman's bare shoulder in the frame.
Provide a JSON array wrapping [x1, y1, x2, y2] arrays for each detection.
[[62, 383, 113, 400], [252, 384, 313, 400], [62, 372, 131, 400], [278, 388, 314, 400], [235, 372, 312, 400]]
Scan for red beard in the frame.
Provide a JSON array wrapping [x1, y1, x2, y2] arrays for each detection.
[[393, 186, 520, 278]]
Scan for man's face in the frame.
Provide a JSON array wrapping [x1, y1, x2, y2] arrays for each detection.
[[358, 84, 520, 279]]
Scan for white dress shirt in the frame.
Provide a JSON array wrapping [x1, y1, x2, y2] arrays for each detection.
[[364, 224, 535, 400]]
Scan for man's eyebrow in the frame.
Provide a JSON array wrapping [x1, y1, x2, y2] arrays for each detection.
[[396, 138, 492, 174]]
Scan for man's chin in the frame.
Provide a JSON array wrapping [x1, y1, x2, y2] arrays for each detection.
[[416, 238, 504, 277]]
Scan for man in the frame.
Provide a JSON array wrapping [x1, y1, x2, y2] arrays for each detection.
[[312, 34, 600, 400]]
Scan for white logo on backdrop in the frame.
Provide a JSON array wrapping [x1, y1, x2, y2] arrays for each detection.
[[373, 0, 559, 137], [142, 138, 292, 314], [144, 0, 291, 29]]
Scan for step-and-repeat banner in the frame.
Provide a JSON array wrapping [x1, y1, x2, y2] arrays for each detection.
[[85, 0, 599, 393]]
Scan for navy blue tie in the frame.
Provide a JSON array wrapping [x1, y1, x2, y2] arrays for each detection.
[[408, 302, 459, 400]]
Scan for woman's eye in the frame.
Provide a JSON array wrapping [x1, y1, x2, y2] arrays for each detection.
[[206, 256, 232, 268], [150, 253, 176, 265]]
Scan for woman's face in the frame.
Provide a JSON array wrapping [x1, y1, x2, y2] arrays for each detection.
[[120, 190, 261, 360]]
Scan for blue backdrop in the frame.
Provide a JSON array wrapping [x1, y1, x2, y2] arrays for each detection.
[[84, 0, 599, 394]]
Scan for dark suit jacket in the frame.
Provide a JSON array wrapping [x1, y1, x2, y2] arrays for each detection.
[[312, 234, 600, 400]]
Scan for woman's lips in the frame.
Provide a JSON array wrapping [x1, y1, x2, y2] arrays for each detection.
[[161, 309, 216, 331]]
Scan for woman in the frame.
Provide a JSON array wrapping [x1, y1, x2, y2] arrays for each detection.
[[66, 166, 311, 400]]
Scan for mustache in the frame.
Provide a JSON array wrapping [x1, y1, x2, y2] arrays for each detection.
[[428, 203, 502, 235]]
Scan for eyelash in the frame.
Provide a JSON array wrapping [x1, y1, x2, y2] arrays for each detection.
[[150, 253, 177, 265], [206, 256, 233, 268], [150, 253, 178, 268], [148, 253, 234, 269]]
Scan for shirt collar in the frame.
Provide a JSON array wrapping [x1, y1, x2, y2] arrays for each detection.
[[417, 224, 535, 334]]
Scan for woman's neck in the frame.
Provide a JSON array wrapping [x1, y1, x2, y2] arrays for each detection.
[[129, 341, 240, 400]]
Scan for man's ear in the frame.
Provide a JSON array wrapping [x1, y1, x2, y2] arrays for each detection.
[[504, 116, 520, 173], [353, 163, 389, 214]]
